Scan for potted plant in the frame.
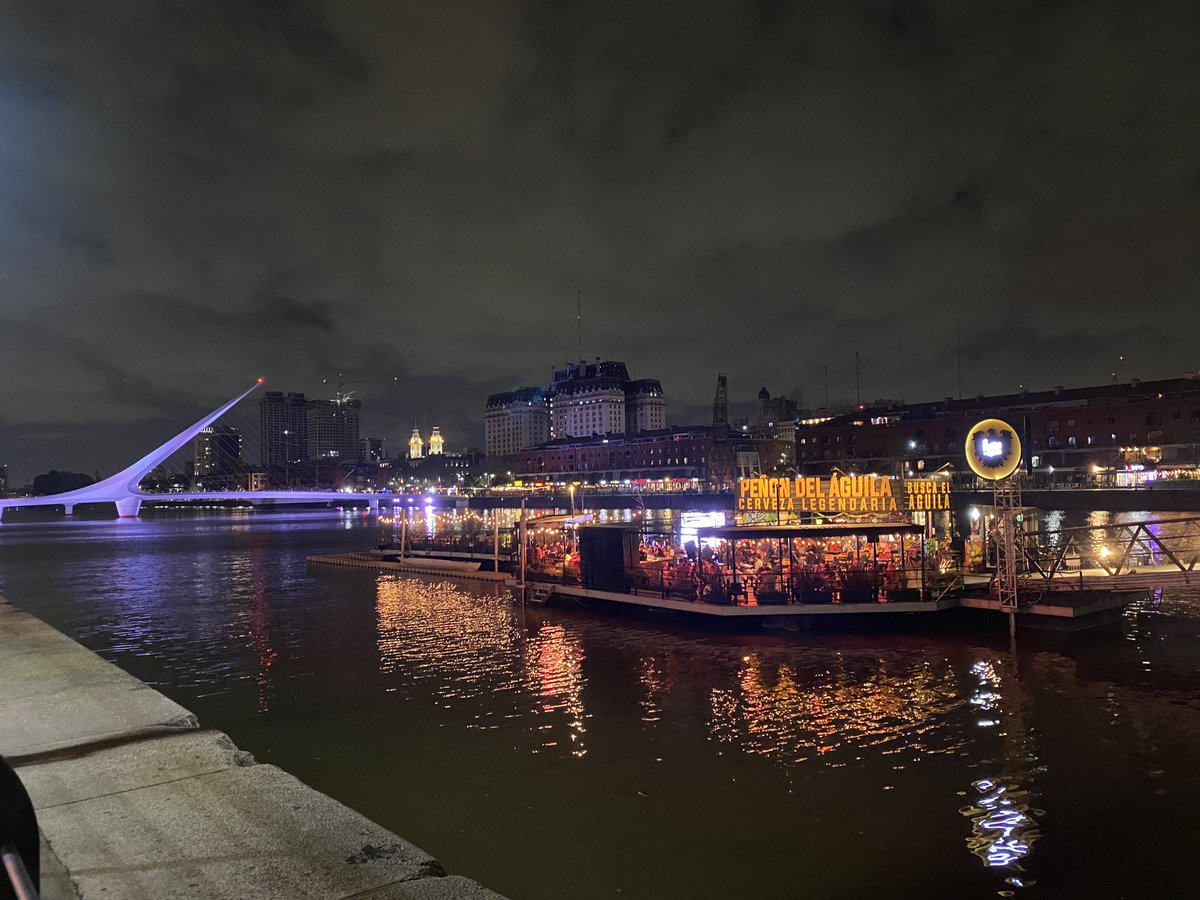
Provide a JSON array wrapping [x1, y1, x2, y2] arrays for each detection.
[[795, 568, 833, 604], [839, 564, 878, 603]]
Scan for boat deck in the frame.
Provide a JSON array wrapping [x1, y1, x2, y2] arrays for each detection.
[[518, 580, 1144, 623], [958, 590, 1147, 619], [542, 583, 959, 616], [308, 552, 1145, 625]]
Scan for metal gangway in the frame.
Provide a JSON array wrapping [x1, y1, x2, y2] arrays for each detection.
[[1012, 516, 1200, 594]]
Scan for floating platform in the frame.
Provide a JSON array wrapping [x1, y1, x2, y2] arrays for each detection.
[[307, 552, 509, 582], [307, 554, 1145, 629], [958, 590, 1148, 629]]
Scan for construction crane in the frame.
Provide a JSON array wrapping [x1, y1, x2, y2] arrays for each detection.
[[322, 373, 400, 405]]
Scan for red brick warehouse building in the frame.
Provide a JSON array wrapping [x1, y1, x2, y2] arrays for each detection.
[[794, 376, 1200, 482]]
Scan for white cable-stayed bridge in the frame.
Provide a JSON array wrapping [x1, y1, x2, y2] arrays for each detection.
[[0, 381, 398, 520]]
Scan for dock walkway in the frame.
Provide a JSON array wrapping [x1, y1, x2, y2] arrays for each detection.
[[0, 595, 506, 900]]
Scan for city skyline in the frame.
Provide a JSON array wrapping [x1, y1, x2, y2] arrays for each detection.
[[3, 1, 1200, 481]]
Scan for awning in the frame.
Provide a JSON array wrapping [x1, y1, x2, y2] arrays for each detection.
[[696, 522, 925, 540]]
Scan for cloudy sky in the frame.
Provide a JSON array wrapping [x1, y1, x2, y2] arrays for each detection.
[[2, 0, 1198, 481]]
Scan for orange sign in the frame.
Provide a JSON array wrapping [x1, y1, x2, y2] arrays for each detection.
[[736, 475, 949, 514]]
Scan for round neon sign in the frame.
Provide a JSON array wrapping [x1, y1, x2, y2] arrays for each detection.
[[964, 418, 1022, 481]]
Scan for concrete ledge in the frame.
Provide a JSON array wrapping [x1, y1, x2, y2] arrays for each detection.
[[40, 832, 82, 900], [0, 602, 198, 757], [17, 730, 251, 809], [35, 762, 446, 899], [353, 876, 508, 899], [0, 596, 507, 899]]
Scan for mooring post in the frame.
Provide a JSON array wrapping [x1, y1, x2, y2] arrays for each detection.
[[518, 497, 527, 590], [492, 512, 500, 573]]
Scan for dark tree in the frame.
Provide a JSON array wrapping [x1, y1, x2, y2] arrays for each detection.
[[31, 470, 94, 495]]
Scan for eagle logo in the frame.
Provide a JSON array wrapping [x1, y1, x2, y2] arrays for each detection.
[[971, 427, 1013, 470]]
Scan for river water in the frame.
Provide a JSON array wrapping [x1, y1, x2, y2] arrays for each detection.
[[2, 509, 1199, 899]]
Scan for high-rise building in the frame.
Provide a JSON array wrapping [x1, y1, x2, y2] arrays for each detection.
[[259, 391, 308, 467], [484, 387, 550, 457], [756, 387, 799, 439], [194, 425, 243, 489], [550, 360, 628, 439], [428, 427, 444, 455], [757, 387, 798, 426], [625, 379, 666, 433], [361, 437, 386, 462], [306, 398, 361, 461], [548, 360, 666, 439], [408, 428, 424, 459]]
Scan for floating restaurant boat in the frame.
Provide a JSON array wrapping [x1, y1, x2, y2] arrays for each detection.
[[514, 519, 1145, 630], [305, 424, 1167, 630], [510, 468, 1152, 631], [516, 519, 968, 625]]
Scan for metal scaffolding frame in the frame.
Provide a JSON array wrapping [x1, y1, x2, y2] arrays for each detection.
[[992, 475, 1022, 612]]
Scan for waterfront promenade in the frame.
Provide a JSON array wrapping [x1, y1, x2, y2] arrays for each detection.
[[0, 594, 504, 900]]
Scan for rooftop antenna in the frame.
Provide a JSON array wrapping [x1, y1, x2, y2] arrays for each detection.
[[956, 317, 963, 400], [855, 350, 861, 406], [712, 373, 728, 427], [576, 291, 583, 362]]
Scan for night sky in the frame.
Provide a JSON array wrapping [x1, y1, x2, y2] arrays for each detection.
[[2, 1, 1199, 481]]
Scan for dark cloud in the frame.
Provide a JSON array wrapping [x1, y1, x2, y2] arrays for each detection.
[[2, 0, 1199, 481]]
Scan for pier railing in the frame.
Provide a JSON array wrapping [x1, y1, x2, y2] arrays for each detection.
[[389, 533, 515, 556], [1014, 515, 1200, 592], [1, 844, 38, 900]]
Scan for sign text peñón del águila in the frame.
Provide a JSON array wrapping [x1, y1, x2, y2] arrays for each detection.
[[735, 475, 950, 514]]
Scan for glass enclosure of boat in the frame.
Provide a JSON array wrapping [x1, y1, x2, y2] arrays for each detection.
[[525, 522, 957, 606], [373, 505, 963, 605]]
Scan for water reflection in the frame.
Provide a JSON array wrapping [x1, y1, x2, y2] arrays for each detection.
[[960, 655, 1043, 892], [524, 623, 588, 757], [961, 777, 1041, 881], [374, 576, 520, 695], [970, 659, 1001, 727], [373, 576, 590, 756], [249, 559, 276, 715], [708, 653, 967, 764], [637, 657, 667, 724]]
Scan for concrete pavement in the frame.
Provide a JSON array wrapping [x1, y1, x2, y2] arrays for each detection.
[[0, 596, 507, 900]]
